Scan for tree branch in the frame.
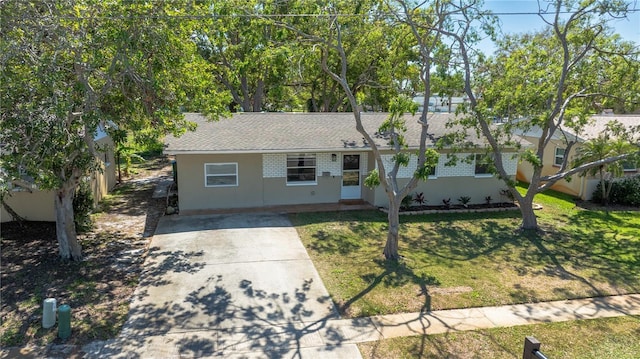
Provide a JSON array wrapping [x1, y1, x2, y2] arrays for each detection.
[[540, 150, 639, 185]]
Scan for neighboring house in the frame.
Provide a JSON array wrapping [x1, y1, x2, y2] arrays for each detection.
[[412, 95, 468, 113], [164, 112, 520, 214], [0, 125, 117, 222], [516, 115, 640, 200]]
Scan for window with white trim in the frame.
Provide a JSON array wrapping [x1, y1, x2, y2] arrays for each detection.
[[474, 154, 491, 176], [286, 154, 316, 184], [622, 160, 637, 172], [204, 163, 238, 187], [427, 164, 437, 178], [554, 148, 565, 166]]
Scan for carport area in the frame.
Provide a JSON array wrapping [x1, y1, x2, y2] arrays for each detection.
[[95, 213, 362, 358]]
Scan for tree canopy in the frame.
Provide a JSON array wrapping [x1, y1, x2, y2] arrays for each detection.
[[445, 0, 640, 229], [2, 0, 638, 260], [0, 0, 226, 260]]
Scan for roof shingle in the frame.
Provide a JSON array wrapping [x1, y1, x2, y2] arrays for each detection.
[[164, 112, 486, 154]]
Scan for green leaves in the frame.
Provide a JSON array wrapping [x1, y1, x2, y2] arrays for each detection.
[[0, 0, 226, 188], [364, 168, 381, 189], [573, 121, 639, 178], [414, 149, 439, 181]]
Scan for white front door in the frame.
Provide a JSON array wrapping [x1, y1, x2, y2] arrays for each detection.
[[341, 154, 361, 199]]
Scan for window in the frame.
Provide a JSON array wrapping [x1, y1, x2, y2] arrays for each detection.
[[287, 154, 316, 184], [622, 160, 637, 172], [103, 151, 111, 167], [554, 148, 565, 166], [427, 164, 437, 178], [474, 154, 491, 176], [204, 163, 237, 187]]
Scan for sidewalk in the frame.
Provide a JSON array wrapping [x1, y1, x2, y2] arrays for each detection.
[[333, 293, 640, 344], [3, 294, 638, 358]]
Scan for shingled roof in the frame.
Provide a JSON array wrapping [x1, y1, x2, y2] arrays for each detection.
[[164, 112, 487, 154], [573, 115, 640, 141], [517, 115, 640, 142]]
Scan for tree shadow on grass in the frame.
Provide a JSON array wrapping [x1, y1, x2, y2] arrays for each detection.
[[299, 210, 520, 259], [417, 219, 518, 262], [309, 229, 365, 254], [519, 211, 640, 298], [570, 209, 640, 234], [363, 328, 517, 359], [339, 258, 440, 317], [403, 314, 638, 358]]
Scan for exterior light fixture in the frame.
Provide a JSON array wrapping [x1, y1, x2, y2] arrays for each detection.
[[331, 154, 337, 162]]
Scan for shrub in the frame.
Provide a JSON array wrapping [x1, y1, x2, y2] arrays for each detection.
[[401, 195, 413, 210], [413, 192, 426, 208], [73, 179, 94, 232], [592, 175, 640, 206], [442, 198, 451, 209], [457, 196, 471, 208]]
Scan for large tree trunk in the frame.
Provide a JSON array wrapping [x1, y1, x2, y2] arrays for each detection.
[[599, 168, 609, 206], [55, 181, 83, 261], [253, 78, 264, 112], [383, 200, 401, 260], [240, 76, 252, 112], [518, 195, 538, 230]]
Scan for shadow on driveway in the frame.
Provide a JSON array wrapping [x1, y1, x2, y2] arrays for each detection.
[[85, 213, 362, 358]]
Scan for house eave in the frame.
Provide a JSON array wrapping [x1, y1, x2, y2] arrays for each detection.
[[164, 148, 372, 155], [164, 145, 523, 156]]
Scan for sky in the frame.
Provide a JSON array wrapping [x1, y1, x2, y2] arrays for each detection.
[[478, 0, 640, 55]]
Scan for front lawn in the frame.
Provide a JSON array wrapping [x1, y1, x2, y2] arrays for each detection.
[[357, 315, 640, 359], [289, 188, 640, 317]]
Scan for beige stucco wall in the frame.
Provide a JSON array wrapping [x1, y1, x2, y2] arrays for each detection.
[[516, 136, 607, 200], [91, 136, 117, 205], [1, 189, 55, 222], [175, 149, 524, 212], [176, 153, 364, 211], [541, 139, 582, 197], [175, 153, 264, 212], [263, 176, 341, 205], [1, 137, 116, 223]]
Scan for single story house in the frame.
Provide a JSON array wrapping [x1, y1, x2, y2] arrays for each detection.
[[164, 112, 520, 214], [1, 125, 117, 223], [516, 114, 639, 200]]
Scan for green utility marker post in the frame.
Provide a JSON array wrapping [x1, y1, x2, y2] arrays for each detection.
[[58, 304, 71, 339]]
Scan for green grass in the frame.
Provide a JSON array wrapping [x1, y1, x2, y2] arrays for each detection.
[[358, 316, 640, 359], [0, 320, 24, 347], [289, 188, 640, 317]]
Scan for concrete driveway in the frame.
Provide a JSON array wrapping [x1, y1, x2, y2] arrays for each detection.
[[89, 213, 362, 358]]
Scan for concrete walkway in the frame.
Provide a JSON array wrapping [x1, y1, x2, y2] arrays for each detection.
[[77, 294, 640, 358], [333, 293, 640, 343], [2, 296, 639, 358]]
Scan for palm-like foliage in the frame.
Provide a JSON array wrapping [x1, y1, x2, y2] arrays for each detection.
[[574, 135, 635, 205]]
